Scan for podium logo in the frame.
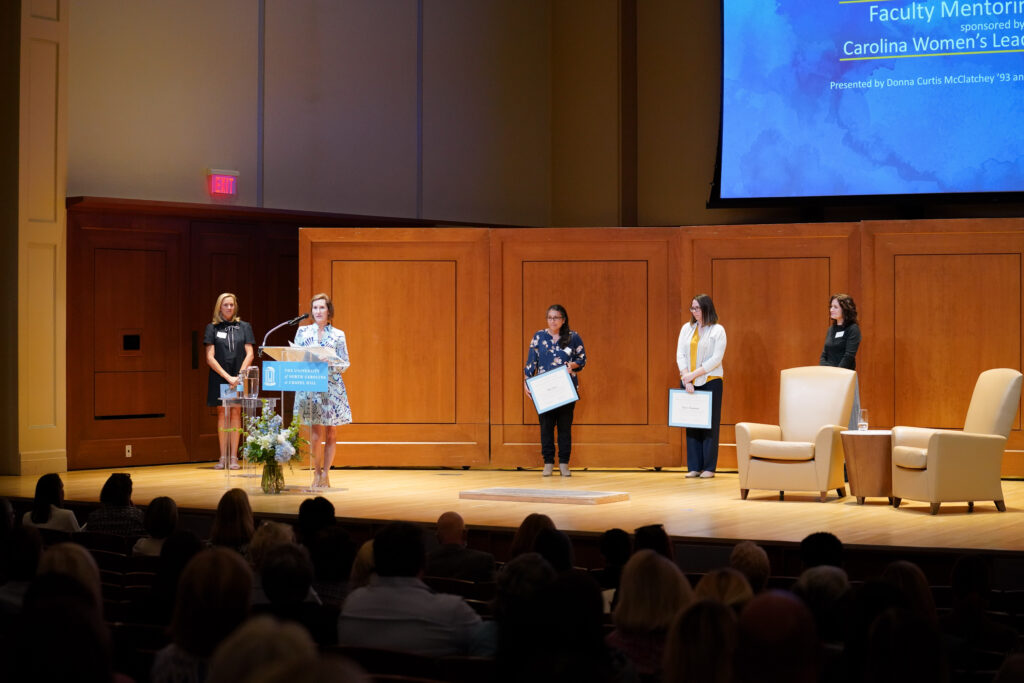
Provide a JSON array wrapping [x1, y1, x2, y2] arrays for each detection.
[[264, 365, 276, 387]]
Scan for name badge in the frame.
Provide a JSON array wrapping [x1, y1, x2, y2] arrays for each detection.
[[834, 331, 844, 338], [217, 331, 228, 339]]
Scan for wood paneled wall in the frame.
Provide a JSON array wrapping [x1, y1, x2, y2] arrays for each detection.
[[303, 220, 1024, 475]]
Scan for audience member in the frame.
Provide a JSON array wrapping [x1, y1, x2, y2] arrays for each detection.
[[534, 527, 575, 574], [841, 579, 906, 683], [257, 543, 337, 646], [733, 590, 819, 683], [133, 495, 178, 556], [800, 531, 843, 569], [38, 541, 102, 608], [337, 521, 483, 656], [729, 540, 770, 593], [151, 548, 252, 683], [22, 472, 81, 532], [348, 539, 375, 590], [86, 473, 145, 537], [791, 564, 850, 646], [209, 487, 255, 554], [247, 654, 369, 683], [0, 525, 42, 615], [0, 497, 14, 536], [634, 523, 674, 560], [508, 512, 556, 559], [487, 552, 558, 659], [425, 510, 496, 582], [865, 607, 949, 683], [151, 530, 205, 624], [594, 527, 631, 590], [295, 496, 336, 545], [695, 567, 753, 612], [305, 525, 356, 608], [606, 548, 694, 680], [663, 599, 737, 683], [881, 559, 938, 626], [940, 554, 1020, 655], [248, 521, 301, 604], [206, 615, 317, 683]]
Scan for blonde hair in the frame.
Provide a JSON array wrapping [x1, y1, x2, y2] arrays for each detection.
[[695, 567, 753, 609], [247, 521, 297, 571], [212, 292, 242, 323], [613, 549, 694, 632], [207, 616, 316, 683], [38, 543, 102, 607], [349, 539, 375, 590]]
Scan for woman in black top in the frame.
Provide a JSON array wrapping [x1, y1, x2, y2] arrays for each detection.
[[204, 293, 255, 470], [820, 293, 861, 428]]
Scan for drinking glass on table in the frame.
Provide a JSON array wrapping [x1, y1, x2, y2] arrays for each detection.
[[858, 409, 869, 431]]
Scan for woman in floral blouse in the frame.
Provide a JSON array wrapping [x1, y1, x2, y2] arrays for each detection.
[[524, 304, 587, 477]]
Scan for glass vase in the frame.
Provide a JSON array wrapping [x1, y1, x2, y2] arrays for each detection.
[[261, 460, 285, 494]]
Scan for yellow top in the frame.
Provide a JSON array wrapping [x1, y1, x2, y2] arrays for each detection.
[[690, 326, 722, 381]]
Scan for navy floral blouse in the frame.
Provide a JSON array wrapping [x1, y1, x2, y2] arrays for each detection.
[[524, 330, 587, 388]]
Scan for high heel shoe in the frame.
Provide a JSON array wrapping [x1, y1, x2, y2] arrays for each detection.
[[228, 456, 241, 470], [214, 456, 226, 470]]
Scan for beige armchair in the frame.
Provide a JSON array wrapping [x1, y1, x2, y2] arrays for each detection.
[[892, 368, 1022, 514], [736, 366, 856, 502]]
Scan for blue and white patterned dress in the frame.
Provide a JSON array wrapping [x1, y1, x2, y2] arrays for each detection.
[[292, 323, 352, 426]]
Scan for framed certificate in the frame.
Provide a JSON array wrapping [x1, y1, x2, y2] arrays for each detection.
[[526, 365, 579, 414], [669, 389, 712, 428]]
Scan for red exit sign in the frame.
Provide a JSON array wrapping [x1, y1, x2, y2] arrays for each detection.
[[207, 169, 239, 198]]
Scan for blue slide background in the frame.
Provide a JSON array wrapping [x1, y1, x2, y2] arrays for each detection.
[[720, 0, 1024, 199]]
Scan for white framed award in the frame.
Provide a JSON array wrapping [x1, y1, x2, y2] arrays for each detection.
[[526, 365, 579, 414], [668, 389, 712, 428]]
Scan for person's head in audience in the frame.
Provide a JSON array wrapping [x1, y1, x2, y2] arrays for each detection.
[[494, 552, 557, 622], [30, 472, 65, 524], [695, 567, 753, 612], [634, 523, 674, 560], [170, 548, 252, 658], [11, 573, 116, 683], [663, 599, 737, 683], [248, 520, 297, 572], [210, 487, 255, 551], [296, 496, 335, 544], [349, 539, 375, 589], [1, 525, 42, 586], [533, 527, 574, 573], [508, 512, 555, 558], [247, 654, 369, 683], [99, 472, 133, 507], [307, 526, 356, 586], [950, 553, 995, 611], [613, 549, 694, 634], [144, 495, 178, 540], [154, 529, 204, 616], [373, 521, 425, 578], [733, 590, 819, 683], [206, 615, 317, 683], [799, 531, 843, 569], [882, 560, 937, 625], [535, 572, 618, 681], [435, 510, 467, 546], [599, 527, 632, 569], [865, 608, 949, 683], [791, 564, 850, 644], [262, 543, 314, 606], [38, 542, 102, 608], [729, 540, 770, 593], [0, 497, 15, 536]]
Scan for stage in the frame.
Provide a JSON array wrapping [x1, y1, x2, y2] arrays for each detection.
[[3, 464, 1023, 553]]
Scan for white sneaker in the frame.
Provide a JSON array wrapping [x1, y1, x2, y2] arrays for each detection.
[[559, 463, 571, 477], [700, 470, 715, 478], [685, 470, 701, 478], [542, 463, 553, 477]]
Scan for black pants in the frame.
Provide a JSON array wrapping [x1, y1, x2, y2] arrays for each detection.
[[685, 378, 723, 472], [539, 402, 575, 464]]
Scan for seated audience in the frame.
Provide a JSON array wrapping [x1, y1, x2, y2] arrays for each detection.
[[295, 496, 336, 545], [594, 527, 632, 590], [38, 542, 103, 608], [508, 513, 555, 559], [209, 488, 255, 555], [425, 511, 496, 582], [22, 472, 81, 532], [151, 530, 205, 624], [206, 615, 317, 683], [86, 472, 145, 537], [729, 540, 770, 593], [246, 654, 368, 683], [257, 543, 337, 646], [248, 521, 300, 604], [348, 539, 375, 591], [534, 527, 575, 574], [733, 591, 820, 683], [634, 523, 674, 560], [305, 526, 356, 608], [0, 497, 14, 536], [485, 552, 558, 659], [606, 549, 694, 680], [0, 526, 43, 616], [800, 531, 843, 569], [151, 548, 252, 683], [695, 567, 753, 612], [791, 564, 850, 648], [865, 607, 949, 683], [881, 560, 937, 626], [337, 521, 483, 656], [939, 554, 1020, 655], [663, 599, 737, 683], [133, 495, 178, 556]]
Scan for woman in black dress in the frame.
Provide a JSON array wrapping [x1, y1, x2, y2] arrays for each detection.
[[819, 293, 861, 429], [204, 293, 255, 469]]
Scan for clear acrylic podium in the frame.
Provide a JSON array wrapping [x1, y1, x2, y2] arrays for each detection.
[[262, 345, 340, 492]]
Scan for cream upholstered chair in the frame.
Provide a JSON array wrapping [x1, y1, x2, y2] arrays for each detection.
[[736, 366, 856, 502], [891, 368, 1022, 515]]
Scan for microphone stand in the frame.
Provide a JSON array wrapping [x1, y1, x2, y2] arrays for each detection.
[[259, 314, 308, 357]]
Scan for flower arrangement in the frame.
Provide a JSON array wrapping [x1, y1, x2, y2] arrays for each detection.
[[242, 400, 304, 493]]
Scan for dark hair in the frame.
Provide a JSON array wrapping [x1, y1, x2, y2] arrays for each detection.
[[800, 531, 843, 569], [689, 294, 719, 326], [210, 488, 255, 549], [262, 543, 314, 605], [373, 521, 426, 577], [99, 473, 132, 507], [830, 293, 858, 326], [310, 292, 335, 320], [31, 473, 63, 524], [170, 548, 252, 657], [534, 528, 574, 573], [144, 496, 178, 539], [599, 528, 632, 567], [634, 523, 674, 561], [296, 496, 336, 543], [547, 304, 571, 348], [509, 513, 556, 559]]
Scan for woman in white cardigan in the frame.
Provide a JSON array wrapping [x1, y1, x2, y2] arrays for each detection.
[[676, 294, 727, 478]]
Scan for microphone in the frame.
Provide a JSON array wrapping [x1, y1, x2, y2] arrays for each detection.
[[288, 313, 310, 325], [260, 313, 310, 356]]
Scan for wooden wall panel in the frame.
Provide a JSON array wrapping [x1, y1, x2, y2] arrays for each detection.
[[492, 229, 681, 467], [299, 229, 490, 467]]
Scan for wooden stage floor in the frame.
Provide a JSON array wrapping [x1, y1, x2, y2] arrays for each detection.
[[2, 464, 1024, 552]]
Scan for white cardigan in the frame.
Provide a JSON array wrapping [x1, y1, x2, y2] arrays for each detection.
[[675, 322, 727, 386]]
